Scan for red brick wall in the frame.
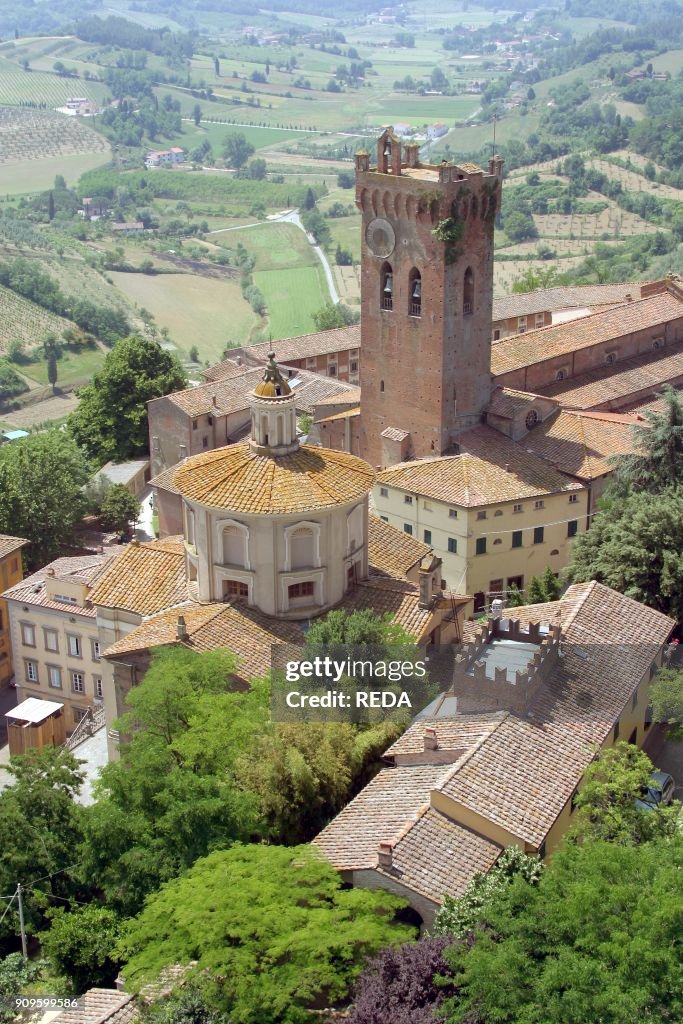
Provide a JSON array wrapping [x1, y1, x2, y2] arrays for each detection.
[[355, 159, 503, 467]]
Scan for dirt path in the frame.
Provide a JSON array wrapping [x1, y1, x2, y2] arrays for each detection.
[[2, 391, 79, 428]]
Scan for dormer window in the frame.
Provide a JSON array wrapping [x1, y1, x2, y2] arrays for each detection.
[[381, 263, 393, 311], [409, 268, 421, 317]]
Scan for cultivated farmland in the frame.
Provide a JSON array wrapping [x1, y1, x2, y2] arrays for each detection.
[[0, 284, 78, 352]]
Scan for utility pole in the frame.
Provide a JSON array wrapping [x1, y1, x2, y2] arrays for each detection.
[[16, 884, 27, 959]]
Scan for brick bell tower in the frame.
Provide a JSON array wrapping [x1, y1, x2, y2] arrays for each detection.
[[355, 128, 503, 468]]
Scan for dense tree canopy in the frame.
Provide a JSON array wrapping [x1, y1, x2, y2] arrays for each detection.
[[567, 488, 683, 620], [118, 844, 415, 1024], [649, 666, 683, 727], [68, 335, 186, 463], [0, 430, 90, 566], [613, 386, 683, 492]]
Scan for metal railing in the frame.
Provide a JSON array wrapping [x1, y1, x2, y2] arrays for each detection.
[[64, 703, 106, 751]]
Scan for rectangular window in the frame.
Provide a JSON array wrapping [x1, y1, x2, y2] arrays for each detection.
[[288, 581, 314, 599], [513, 503, 523, 513], [223, 579, 249, 600], [404, 495, 413, 505], [152, 436, 160, 453], [613, 720, 620, 742], [569, 494, 578, 504], [493, 329, 500, 341], [328, 365, 337, 377], [448, 508, 458, 519], [44, 629, 59, 653], [10, 557, 19, 573], [476, 538, 487, 555], [518, 316, 527, 333], [567, 520, 578, 538], [476, 510, 487, 520], [533, 526, 545, 544], [631, 688, 638, 711], [380, 515, 388, 522], [91, 639, 102, 661], [21, 623, 36, 647], [67, 635, 81, 658], [423, 529, 432, 544], [423, 501, 432, 512], [535, 313, 545, 329], [350, 360, 358, 373], [512, 530, 523, 548], [489, 578, 504, 595], [48, 666, 62, 689], [192, 419, 198, 431], [447, 537, 457, 553], [25, 660, 38, 683], [53, 593, 77, 605], [202, 437, 209, 449], [71, 672, 85, 693], [94, 676, 104, 700], [403, 524, 413, 536], [379, 487, 389, 498], [534, 500, 545, 510]]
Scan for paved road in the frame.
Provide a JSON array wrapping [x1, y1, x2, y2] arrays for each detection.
[[208, 209, 340, 304]]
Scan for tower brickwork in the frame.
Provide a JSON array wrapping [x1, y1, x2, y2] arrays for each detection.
[[355, 129, 503, 467]]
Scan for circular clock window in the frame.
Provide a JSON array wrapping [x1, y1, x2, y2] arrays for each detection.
[[525, 410, 538, 429], [366, 217, 396, 258]]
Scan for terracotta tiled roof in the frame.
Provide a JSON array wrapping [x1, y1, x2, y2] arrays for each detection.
[[313, 386, 362, 409], [234, 325, 361, 367], [334, 577, 437, 642], [368, 514, 431, 579], [156, 367, 359, 419], [315, 581, 674, 881], [90, 540, 187, 616], [379, 808, 502, 904], [538, 342, 683, 410], [487, 386, 554, 420], [104, 600, 303, 682], [0, 534, 28, 559], [381, 426, 410, 441], [384, 712, 505, 760], [313, 763, 453, 870], [201, 357, 255, 382], [52, 989, 136, 1024], [315, 406, 361, 423], [491, 290, 683, 376], [2, 553, 119, 618], [378, 426, 581, 506], [173, 442, 374, 514], [523, 409, 639, 480], [492, 283, 648, 321], [149, 465, 180, 494]]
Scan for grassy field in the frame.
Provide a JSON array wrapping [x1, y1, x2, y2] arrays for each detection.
[[0, 57, 107, 105], [255, 265, 328, 338], [18, 344, 106, 387], [108, 270, 258, 360]]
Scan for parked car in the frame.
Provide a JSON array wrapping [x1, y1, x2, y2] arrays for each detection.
[[635, 770, 675, 811]]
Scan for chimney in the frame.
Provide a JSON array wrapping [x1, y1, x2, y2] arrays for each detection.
[[625, 293, 632, 302], [377, 841, 393, 869], [504, 463, 511, 472], [212, 395, 218, 408], [236, 355, 242, 366], [418, 569, 431, 609], [424, 726, 438, 751], [176, 615, 188, 641], [47, 568, 55, 577]]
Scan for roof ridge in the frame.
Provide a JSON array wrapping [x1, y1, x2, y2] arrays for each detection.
[[561, 580, 597, 633], [435, 711, 509, 791]]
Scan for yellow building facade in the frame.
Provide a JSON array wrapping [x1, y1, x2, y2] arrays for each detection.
[[0, 536, 27, 687]]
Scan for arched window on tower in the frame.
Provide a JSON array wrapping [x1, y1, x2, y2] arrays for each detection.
[[381, 263, 393, 311], [463, 267, 474, 316], [408, 268, 422, 317]]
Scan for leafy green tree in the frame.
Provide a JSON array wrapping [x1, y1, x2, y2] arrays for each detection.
[[300, 208, 330, 246], [47, 352, 58, 393], [303, 187, 316, 210], [0, 430, 90, 566], [567, 488, 683, 620], [649, 666, 683, 726], [0, 955, 47, 1024], [434, 846, 543, 938], [311, 302, 359, 331], [526, 575, 545, 604], [505, 582, 524, 607], [222, 133, 255, 169], [0, 361, 28, 401], [613, 386, 683, 493], [441, 835, 683, 1024], [100, 483, 140, 532], [511, 265, 558, 292], [192, 103, 202, 126], [247, 158, 267, 180], [117, 844, 415, 1023], [41, 906, 123, 993], [68, 335, 186, 463], [504, 210, 538, 244], [79, 648, 261, 915], [0, 748, 85, 939], [140, 983, 229, 1024], [541, 565, 562, 600], [570, 741, 676, 846], [337, 171, 354, 189]]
